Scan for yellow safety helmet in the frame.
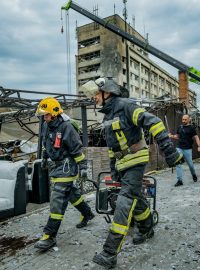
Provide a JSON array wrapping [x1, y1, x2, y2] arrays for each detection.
[[36, 97, 63, 117]]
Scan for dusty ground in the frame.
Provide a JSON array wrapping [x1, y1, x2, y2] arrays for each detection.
[[1, 161, 200, 270]]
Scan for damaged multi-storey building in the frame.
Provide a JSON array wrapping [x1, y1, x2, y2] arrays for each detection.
[[76, 14, 197, 107]]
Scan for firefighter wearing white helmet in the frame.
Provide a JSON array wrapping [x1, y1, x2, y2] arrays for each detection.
[[34, 97, 94, 251], [80, 77, 184, 268]]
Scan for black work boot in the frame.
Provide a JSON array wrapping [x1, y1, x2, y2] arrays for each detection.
[[133, 213, 154, 245], [34, 234, 56, 251], [174, 180, 183, 187], [76, 211, 95, 228], [132, 227, 154, 245], [93, 250, 117, 268], [192, 174, 198, 182]]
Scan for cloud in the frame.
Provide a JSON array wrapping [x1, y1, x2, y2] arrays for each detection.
[[0, 0, 200, 102]]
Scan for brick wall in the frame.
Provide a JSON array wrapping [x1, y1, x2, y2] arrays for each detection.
[[85, 146, 166, 183]]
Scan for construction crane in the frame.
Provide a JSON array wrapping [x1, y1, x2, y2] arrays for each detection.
[[61, 1, 200, 101]]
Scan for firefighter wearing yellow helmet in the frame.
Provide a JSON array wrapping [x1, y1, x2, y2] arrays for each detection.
[[36, 97, 63, 117], [80, 77, 184, 268], [34, 97, 94, 251]]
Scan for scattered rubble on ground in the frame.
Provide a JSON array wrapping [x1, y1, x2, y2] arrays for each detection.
[[1, 162, 200, 270]]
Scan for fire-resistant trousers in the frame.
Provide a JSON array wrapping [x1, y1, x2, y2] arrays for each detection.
[[103, 164, 152, 254], [43, 181, 91, 236]]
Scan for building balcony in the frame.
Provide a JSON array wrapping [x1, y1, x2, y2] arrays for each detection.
[[77, 58, 101, 68], [78, 70, 101, 80]]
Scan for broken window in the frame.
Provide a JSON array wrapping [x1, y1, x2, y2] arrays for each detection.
[[135, 75, 139, 81], [134, 60, 140, 71], [78, 36, 100, 49], [122, 56, 126, 63], [78, 64, 100, 74], [123, 82, 127, 88], [130, 72, 134, 80], [78, 50, 100, 62], [135, 87, 139, 95], [159, 77, 164, 87], [78, 76, 100, 87]]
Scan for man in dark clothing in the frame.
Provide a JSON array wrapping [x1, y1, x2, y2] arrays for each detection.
[[80, 77, 184, 268], [169, 114, 200, 187], [34, 97, 94, 251]]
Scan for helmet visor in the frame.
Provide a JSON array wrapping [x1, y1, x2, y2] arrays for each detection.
[[35, 108, 49, 116], [79, 80, 99, 98]]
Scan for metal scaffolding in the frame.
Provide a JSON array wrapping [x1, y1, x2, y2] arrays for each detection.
[[0, 87, 95, 157]]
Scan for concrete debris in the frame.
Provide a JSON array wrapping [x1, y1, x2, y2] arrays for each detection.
[[0, 162, 200, 270]]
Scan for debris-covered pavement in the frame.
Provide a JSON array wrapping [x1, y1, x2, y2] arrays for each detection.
[[1, 162, 200, 270]]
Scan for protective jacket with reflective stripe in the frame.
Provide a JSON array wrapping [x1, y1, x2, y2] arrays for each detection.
[[42, 115, 85, 179], [100, 96, 167, 171]]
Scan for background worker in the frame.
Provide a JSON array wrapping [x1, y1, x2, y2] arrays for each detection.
[[81, 77, 184, 268], [34, 97, 94, 251], [169, 114, 200, 186]]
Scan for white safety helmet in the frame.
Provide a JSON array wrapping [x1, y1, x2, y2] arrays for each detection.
[[80, 77, 121, 98]]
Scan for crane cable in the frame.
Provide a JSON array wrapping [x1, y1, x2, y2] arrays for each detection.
[[61, 9, 72, 94]]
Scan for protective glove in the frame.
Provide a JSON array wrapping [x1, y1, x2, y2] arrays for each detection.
[[110, 158, 120, 182], [80, 168, 88, 178], [111, 169, 119, 182], [157, 137, 184, 168], [79, 159, 88, 178], [165, 149, 184, 168], [41, 158, 48, 170]]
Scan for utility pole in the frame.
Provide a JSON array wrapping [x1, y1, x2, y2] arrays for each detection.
[[123, 0, 130, 91], [81, 105, 88, 147]]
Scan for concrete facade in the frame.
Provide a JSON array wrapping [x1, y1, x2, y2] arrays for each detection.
[[76, 14, 197, 107]]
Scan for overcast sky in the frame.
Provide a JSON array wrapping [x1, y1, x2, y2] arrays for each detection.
[[0, 0, 200, 101]]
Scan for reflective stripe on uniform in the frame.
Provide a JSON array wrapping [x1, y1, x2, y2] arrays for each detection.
[[110, 222, 128, 236], [112, 119, 121, 130], [176, 153, 183, 163], [134, 207, 151, 221], [117, 198, 138, 253], [149, 122, 166, 137], [74, 153, 85, 163], [132, 108, 146, 126], [50, 174, 79, 183], [116, 156, 149, 171], [115, 131, 128, 150], [72, 195, 84, 206], [79, 215, 84, 221], [108, 149, 115, 158], [116, 149, 149, 171], [50, 213, 64, 220], [112, 119, 128, 151], [40, 234, 50, 240], [127, 199, 138, 225]]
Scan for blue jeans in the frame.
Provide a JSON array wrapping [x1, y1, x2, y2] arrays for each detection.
[[176, 148, 196, 181]]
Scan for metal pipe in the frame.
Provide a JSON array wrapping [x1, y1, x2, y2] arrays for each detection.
[[81, 105, 88, 147]]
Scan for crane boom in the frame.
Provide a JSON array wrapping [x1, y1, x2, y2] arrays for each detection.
[[62, 1, 200, 84]]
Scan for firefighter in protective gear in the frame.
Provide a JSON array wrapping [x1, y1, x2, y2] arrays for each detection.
[[34, 97, 95, 251], [80, 77, 184, 268]]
